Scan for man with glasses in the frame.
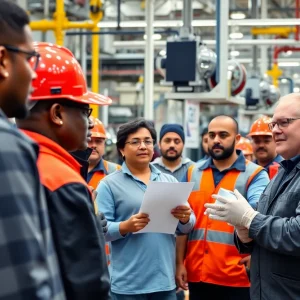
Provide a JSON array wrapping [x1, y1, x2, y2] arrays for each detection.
[[0, 1, 66, 299], [205, 93, 300, 300], [16, 42, 112, 300], [247, 116, 282, 179]]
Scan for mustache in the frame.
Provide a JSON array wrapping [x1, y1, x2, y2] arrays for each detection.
[[256, 148, 267, 152], [167, 148, 177, 152], [212, 144, 224, 150], [91, 148, 99, 153]]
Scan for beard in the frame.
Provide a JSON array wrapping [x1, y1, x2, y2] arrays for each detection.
[[208, 140, 236, 161], [161, 148, 182, 161]]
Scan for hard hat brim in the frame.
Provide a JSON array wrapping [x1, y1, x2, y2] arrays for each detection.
[[247, 132, 273, 137], [91, 132, 107, 138], [30, 91, 112, 106]]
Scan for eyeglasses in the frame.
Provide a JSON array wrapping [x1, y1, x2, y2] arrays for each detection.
[[268, 118, 300, 130], [2, 44, 40, 71], [61, 102, 93, 118], [125, 139, 154, 147]]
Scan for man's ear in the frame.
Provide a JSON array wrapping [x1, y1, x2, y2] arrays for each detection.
[[49, 103, 64, 126], [0, 47, 10, 79], [235, 134, 241, 144]]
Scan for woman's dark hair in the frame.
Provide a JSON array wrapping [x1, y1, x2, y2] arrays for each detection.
[[116, 118, 157, 158]]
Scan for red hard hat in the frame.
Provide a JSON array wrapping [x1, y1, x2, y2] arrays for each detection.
[[247, 115, 273, 137], [90, 116, 107, 138], [30, 42, 112, 106], [236, 137, 253, 155]]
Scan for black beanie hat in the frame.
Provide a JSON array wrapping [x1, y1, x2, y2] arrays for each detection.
[[159, 124, 185, 143]]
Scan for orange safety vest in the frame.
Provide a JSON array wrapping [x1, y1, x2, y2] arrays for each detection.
[[88, 160, 121, 190], [185, 160, 263, 287], [88, 160, 121, 266]]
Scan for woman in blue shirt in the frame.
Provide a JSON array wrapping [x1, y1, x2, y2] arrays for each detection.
[[96, 118, 195, 300]]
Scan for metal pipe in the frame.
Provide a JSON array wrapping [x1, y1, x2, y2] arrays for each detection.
[[273, 46, 300, 63], [251, 0, 259, 73], [66, 29, 179, 36], [97, 18, 300, 29], [296, 0, 300, 40], [55, 0, 65, 45], [260, 0, 268, 76], [117, 0, 121, 29], [144, 0, 154, 120], [112, 39, 300, 49], [183, 0, 193, 34]]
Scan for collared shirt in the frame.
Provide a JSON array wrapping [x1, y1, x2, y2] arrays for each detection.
[[87, 158, 108, 182], [0, 110, 65, 299], [254, 154, 283, 171], [96, 163, 196, 295], [182, 150, 270, 207], [152, 157, 195, 181], [87, 158, 120, 182], [280, 155, 300, 173]]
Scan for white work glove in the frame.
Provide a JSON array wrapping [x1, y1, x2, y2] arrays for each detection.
[[204, 189, 259, 229], [235, 225, 253, 243]]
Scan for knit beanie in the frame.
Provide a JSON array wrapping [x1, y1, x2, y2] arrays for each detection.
[[159, 124, 185, 143]]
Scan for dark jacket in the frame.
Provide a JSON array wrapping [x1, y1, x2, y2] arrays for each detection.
[[23, 130, 111, 300], [235, 158, 300, 300], [70, 148, 93, 181]]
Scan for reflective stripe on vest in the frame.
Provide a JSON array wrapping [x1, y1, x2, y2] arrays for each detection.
[[185, 160, 263, 286], [189, 228, 235, 246]]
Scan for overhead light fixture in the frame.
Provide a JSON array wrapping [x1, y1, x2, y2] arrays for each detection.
[[159, 49, 166, 56], [294, 87, 300, 92], [278, 62, 300, 67], [229, 32, 244, 39], [281, 78, 288, 83], [230, 50, 240, 57], [143, 34, 162, 40], [293, 73, 299, 79], [230, 12, 246, 20]]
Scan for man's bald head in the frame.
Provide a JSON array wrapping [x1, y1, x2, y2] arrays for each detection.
[[209, 115, 239, 134]]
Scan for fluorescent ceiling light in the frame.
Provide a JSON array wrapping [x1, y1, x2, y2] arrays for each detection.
[[281, 78, 288, 83], [230, 12, 246, 20], [278, 62, 300, 67], [229, 32, 244, 39], [143, 34, 162, 40], [293, 73, 299, 79], [230, 50, 240, 57]]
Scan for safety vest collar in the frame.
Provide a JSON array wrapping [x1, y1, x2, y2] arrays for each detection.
[[22, 130, 82, 175], [198, 150, 246, 172]]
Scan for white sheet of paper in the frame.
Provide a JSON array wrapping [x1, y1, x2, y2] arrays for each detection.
[[134, 181, 194, 234]]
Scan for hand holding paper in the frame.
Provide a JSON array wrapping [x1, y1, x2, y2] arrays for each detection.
[[171, 205, 192, 224], [135, 181, 194, 234]]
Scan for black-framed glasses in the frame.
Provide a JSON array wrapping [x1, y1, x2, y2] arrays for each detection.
[[2, 44, 40, 70], [125, 139, 154, 147], [61, 102, 93, 118], [268, 118, 300, 130]]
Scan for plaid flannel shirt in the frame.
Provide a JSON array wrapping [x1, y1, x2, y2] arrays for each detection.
[[0, 110, 65, 300]]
